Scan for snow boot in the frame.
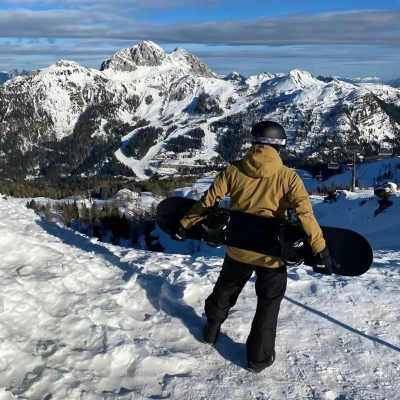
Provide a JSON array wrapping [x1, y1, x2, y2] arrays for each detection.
[[248, 351, 276, 373], [203, 322, 221, 345]]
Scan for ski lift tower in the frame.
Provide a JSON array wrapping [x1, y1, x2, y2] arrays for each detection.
[[346, 143, 361, 192]]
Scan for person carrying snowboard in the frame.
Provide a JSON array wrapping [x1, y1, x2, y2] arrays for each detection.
[[171, 121, 335, 373]]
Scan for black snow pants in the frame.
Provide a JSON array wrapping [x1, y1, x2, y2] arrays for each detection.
[[205, 254, 287, 365]]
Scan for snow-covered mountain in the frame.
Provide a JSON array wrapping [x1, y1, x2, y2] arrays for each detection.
[[317, 75, 381, 84], [223, 71, 247, 84], [1, 40, 400, 180], [0, 68, 29, 84], [100, 41, 215, 79], [258, 69, 324, 95]]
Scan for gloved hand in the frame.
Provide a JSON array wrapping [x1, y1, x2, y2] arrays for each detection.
[[313, 247, 335, 275], [170, 223, 187, 242]]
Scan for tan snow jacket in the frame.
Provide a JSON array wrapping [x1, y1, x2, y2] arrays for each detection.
[[180, 144, 326, 268]]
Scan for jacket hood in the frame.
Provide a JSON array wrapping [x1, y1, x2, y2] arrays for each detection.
[[242, 144, 283, 178]]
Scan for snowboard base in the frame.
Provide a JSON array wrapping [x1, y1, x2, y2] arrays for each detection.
[[156, 197, 373, 277]]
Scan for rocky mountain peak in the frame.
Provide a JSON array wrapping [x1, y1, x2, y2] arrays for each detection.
[[100, 40, 215, 78], [224, 71, 246, 83], [172, 47, 188, 55], [130, 40, 166, 66], [288, 69, 315, 80], [53, 60, 84, 68], [279, 69, 321, 90], [172, 50, 214, 78], [8, 69, 30, 78], [260, 72, 276, 79], [100, 40, 167, 72]]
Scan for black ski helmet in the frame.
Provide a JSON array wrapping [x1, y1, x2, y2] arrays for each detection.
[[251, 121, 287, 148]]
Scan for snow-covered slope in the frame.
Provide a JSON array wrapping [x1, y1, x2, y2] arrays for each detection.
[[2, 183, 400, 399], [312, 191, 400, 249], [12, 188, 159, 220], [309, 156, 400, 191]]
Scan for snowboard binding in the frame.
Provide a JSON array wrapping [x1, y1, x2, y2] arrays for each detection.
[[202, 196, 230, 248], [278, 209, 307, 267]]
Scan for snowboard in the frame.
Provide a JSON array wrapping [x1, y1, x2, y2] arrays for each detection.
[[156, 197, 373, 277]]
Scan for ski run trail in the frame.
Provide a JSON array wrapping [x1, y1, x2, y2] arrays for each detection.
[[1, 189, 400, 399]]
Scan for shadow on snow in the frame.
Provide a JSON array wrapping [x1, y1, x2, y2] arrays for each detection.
[[36, 219, 247, 369], [284, 296, 400, 353], [36, 219, 400, 375]]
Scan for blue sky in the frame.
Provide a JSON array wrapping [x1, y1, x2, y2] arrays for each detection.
[[1, 0, 400, 80]]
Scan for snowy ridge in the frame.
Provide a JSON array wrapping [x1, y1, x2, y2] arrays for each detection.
[[1, 40, 400, 178], [258, 69, 325, 95], [0, 68, 29, 84], [317, 75, 381, 84], [2, 185, 400, 398]]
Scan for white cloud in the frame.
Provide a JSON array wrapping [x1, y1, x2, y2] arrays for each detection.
[[0, 6, 399, 79], [1, 0, 223, 8], [0, 9, 399, 45]]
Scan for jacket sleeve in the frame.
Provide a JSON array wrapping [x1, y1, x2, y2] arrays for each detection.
[[286, 173, 326, 254], [180, 167, 230, 229]]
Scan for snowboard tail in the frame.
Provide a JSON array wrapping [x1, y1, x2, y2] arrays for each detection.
[[156, 197, 373, 277]]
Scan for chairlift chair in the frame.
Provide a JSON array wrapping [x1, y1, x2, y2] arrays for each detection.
[[314, 171, 324, 182], [379, 147, 392, 156], [328, 162, 339, 170]]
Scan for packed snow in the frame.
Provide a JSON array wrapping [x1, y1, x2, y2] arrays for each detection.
[[1, 173, 400, 399]]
